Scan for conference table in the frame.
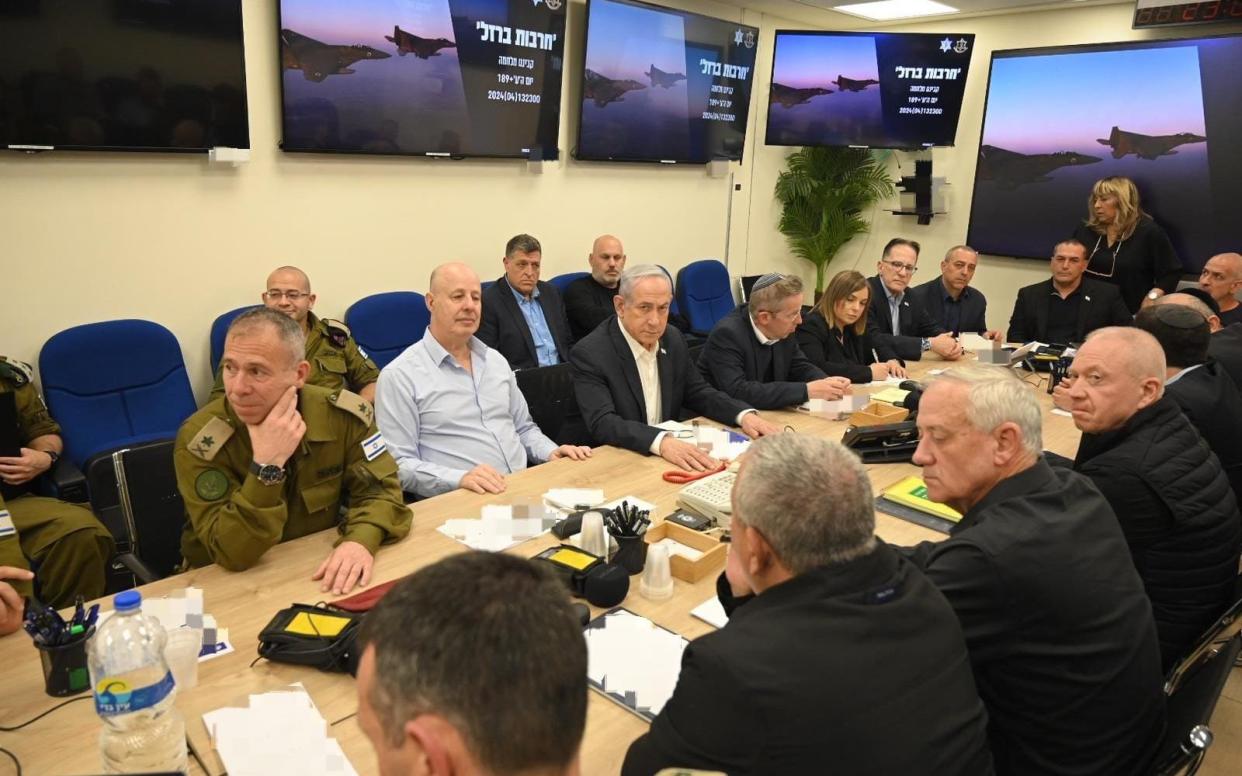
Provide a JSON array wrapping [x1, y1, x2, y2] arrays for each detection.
[[0, 358, 1086, 775]]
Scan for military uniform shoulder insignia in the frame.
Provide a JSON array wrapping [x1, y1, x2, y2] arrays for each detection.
[[187, 416, 235, 461], [0, 357, 33, 387], [330, 389, 374, 426], [323, 319, 352, 349]]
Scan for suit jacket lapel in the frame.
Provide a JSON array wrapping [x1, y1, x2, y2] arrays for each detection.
[[656, 337, 676, 421], [608, 321, 647, 416], [1035, 280, 1052, 341], [537, 287, 569, 361], [499, 277, 539, 364]]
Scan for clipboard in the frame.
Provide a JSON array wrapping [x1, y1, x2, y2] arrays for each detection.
[[583, 607, 688, 722]]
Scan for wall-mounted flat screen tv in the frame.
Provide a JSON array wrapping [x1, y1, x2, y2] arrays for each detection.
[[576, 0, 758, 163], [766, 31, 974, 150], [967, 34, 1242, 271], [0, 0, 250, 152], [278, 0, 565, 159]]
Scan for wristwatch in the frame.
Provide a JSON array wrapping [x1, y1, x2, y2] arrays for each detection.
[[920, 337, 932, 352], [249, 461, 286, 486], [43, 449, 60, 467]]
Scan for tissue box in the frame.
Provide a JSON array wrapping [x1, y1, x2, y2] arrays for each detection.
[[848, 402, 909, 427], [644, 522, 727, 583]]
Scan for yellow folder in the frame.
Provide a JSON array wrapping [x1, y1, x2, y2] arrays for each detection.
[[882, 476, 963, 523]]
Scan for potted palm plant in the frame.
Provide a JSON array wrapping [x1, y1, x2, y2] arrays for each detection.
[[775, 146, 895, 293]]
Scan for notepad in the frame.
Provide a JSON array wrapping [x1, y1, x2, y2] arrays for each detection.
[[882, 476, 962, 522], [584, 608, 688, 721], [870, 387, 911, 405], [203, 684, 357, 776]]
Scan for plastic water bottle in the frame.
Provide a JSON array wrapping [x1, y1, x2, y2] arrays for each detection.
[[88, 590, 187, 774]]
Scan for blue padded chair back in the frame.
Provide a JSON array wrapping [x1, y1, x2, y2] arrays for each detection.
[[676, 259, 734, 335], [549, 272, 588, 293], [656, 265, 683, 319], [345, 291, 430, 370], [481, 280, 495, 292], [39, 319, 197, 468], [210, 305, 260, 374]]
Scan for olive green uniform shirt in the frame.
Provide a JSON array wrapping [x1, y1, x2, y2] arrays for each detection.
[[176, 384, 411, 571], [208, 314, 380, 400], [0, 357, 113, 606]]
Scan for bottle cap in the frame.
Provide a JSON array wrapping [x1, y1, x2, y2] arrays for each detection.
[[114, 590, 142, 612]]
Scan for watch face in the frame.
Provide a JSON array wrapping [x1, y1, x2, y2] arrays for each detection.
[[258, 464, 285, 485]]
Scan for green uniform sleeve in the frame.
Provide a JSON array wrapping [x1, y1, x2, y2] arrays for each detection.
[[345, 337, 381, 393], [14, 382, 60, 441], [336, 418, 411, 554], [175, 424, 288, 571]]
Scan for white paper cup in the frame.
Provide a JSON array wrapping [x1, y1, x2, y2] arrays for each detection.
[[164, 627, 203, 691]]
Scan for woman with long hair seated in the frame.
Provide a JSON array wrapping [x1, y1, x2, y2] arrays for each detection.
[[796, 269, 906, 383], [1070, 176, 1181, 314]]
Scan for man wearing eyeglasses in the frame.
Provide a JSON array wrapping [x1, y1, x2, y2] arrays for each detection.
[[479, 234, 574, 371], [209, 266, 379, 404], [866, 238, 963, 362]]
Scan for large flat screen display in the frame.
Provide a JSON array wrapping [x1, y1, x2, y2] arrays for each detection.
[[766, 31, 974, 150], [967, 35, 1242, 271], [576, 0, 758, 163], [0, 0, 249, 152], [279, 0, 565, 158]]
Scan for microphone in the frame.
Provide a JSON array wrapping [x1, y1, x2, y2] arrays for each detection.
[[898, 380, 925, 413], [534, 545, 631, 608]]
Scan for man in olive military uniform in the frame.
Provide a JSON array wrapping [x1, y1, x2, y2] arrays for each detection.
[[208, 266, 380, 403], [177, 308, 411, 595], [0, 356, 113, 618]]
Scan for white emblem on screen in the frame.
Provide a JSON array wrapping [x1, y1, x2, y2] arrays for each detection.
[[744, 30, 756, 49], [954, 38, 969, 54], [939, 37, 952, 53], [734, 29, 744, 46]]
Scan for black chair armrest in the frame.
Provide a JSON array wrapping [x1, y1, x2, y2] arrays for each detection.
[[42, 456, 89, 503], [114, 552, 160, 586]]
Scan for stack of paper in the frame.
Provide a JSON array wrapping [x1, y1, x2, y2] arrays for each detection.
[[800, 394, 870, 418], [437, 501, 559, 551], [96, 587, 233, 661], [584, 609, 688, 720], [690, 596, 728, 629], [543, 488, 606, 510], [655, 420, 751, 460], [203, 685, 355, 776]]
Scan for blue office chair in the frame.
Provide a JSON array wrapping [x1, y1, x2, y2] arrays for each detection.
[[39, 319, 197, 469], [481, 280, 495, 292], [209, 304, 260, 375], [345, 291, 430, 370], [676, 259, 735, 336], [549, 272, 588, 294]]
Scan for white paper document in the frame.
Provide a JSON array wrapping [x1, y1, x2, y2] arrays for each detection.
[[690, 596, 728, 629], [437, 502, 558, 551], [584, 608, 688, 721], [202, 685, 357, 776]]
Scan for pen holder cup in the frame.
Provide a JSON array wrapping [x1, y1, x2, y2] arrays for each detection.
[[37, 625, 94, 697], [610, 534, 649, 575]]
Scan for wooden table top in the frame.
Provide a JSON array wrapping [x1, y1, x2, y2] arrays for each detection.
[[0, 358, 1082, 776]]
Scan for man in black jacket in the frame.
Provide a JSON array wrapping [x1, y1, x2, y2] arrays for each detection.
[[910, 245, 999, 339], [563, 234, 626, 341], [1007, 239, 1131, 344], [1137, 301, 1242, 508], [866, 237, 963, 362], [1063, 327, 1241, 670], [624, 434, 994, 776], [698, 273, 851, 409], [904, 366, 1165, 776], [570, 265, 781, 471], [478, 234, 574, 370]]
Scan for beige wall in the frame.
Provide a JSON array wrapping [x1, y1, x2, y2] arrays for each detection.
[[4, 0, 1239, 401]]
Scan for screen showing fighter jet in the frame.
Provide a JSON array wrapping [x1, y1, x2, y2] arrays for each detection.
[[765, 31, 974, 150], [278, 0, 565, 158], [576, 0, 759, 163], [967, 34, 1242, 269], [0, 0, 249, 152]]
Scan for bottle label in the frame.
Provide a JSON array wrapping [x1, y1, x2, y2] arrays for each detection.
[[93, 671, 176, 716]]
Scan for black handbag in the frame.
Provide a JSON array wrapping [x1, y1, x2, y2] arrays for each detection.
[[256, 603, 364, 675]]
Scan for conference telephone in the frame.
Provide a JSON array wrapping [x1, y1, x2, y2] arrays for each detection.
[[676, 461, 740, 528]]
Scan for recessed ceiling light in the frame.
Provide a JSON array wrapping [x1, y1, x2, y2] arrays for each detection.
[[833, 0, 960, 20]]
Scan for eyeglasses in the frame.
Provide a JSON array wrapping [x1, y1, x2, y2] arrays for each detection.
[[1084, 235, 1121, 279], [882, 260, 918, 275], [265, 290, 309, 301]]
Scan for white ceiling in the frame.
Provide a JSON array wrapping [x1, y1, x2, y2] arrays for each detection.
[[714, 0, 1129, 29]]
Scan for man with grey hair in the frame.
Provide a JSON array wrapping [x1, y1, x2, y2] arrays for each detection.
[[176, 307, 411, 593], [698, 272, 851, 409], [904, 364, 1165, 776], [1198, 252, 1242, 326], [911, 245, 1000, 340], [571, 264, 782, 471], [1063, 327, 1241, 670], [479, 233, 574, 370], [623, 433, 993, 776]]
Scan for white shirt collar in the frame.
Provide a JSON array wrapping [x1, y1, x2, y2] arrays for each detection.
[[1164, 362, 1205, 386], [749, 314, 778, 346], [619, 321, 660, 361]]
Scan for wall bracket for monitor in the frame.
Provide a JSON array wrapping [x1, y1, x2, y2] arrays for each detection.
[[891, 157, 948, 225], [208, 147, 250, 167]]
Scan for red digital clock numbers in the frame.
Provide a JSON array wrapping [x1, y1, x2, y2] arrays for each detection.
[[1135, 0, 1242, 26]]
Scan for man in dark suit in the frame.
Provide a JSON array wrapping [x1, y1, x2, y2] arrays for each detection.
[[866, 237, 963, 362], [1213, 323, 1242, 390], [571, 265, 781, 471], [904, 366, 1165, 775], [698, 273, 851, 409], [1007, 239, 1131, 344], [911, 245, 1000, 339], [478, 234, 573, 370], [1138, 301, 1242, 510], [624, 433, 993, 776]]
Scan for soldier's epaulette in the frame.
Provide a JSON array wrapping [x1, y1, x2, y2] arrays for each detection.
[[0, 357, 33, 387], [330, 389, 374, 426], [187, 416, 235, 461], [323, 319, 352, 349]]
